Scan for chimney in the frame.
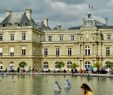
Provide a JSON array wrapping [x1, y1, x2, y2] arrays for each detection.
[[105, 17, 108, 26], [43, 18, 48, 27], [5, 9, 12, 17], [25, 9, 32, 20]]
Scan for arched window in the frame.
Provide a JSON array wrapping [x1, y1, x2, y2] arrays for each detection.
[[85, 61, 91, 69], [67, 61, 72, 69], [10, 61, 14, 70], [0, 61, 3, 69], [85, 46, 91, 56], [43, 62, 49, 69]]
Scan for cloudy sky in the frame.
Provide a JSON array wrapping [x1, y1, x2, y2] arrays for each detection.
[[0, 0, 113, 29]]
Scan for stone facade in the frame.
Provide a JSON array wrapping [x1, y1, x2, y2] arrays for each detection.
[[0, 9, 113, 71], [0, 9, 44, 71], [41, 13, 113, 71], [42, 28, 113, 71]]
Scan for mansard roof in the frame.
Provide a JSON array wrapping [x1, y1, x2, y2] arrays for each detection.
[[96, 25, 113, 29], [68, 25, 113, 30], [37, 21, 50, 30], [68, 26, 80, 30], [0, 12, 37, 28]]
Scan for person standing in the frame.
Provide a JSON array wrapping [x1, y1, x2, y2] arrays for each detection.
[[81, 83, 94, 95]]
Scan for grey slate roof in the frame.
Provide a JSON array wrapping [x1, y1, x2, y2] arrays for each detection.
[[37, 21, 50, 30], [96, 25, 113, 29], [68, 25, 113, 30], [0, 12, 37, 28], [68, 26, 81, 30], [68, 18, 113, 30]]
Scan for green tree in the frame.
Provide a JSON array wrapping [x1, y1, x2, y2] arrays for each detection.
[[105, 61, 113, 68], [71, 63, 79, 69], [93, 62, 101, 69], [19, 61, 27, 69], [55, 61, 65, 70]]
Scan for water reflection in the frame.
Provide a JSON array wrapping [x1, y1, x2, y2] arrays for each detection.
[[54, 91, 61, 95], [0, 75, 112, 95], [64, 88, 71, 95]]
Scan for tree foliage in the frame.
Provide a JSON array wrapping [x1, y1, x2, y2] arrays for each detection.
[[105, 61, 113, 68], [19, 61, 27, 68], [93, 62, 101, 68], [71, 63, 79, 69], [55, 61, 65, 69]]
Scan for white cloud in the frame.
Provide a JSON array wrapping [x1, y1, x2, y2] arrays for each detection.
[[107, 0, 113, 8]]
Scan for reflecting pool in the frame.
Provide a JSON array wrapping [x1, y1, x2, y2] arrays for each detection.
[[0, 74, 113, 95]]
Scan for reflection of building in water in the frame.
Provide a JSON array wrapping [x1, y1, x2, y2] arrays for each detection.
[[0, 9, 113, 71]]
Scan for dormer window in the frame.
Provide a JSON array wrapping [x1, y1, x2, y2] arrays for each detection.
[[3, 24, 5, 27], [23, 23, 28, 26], [26, 23, 27, 26], [14, 23, 19, 26], [7, 23, 12, 26]]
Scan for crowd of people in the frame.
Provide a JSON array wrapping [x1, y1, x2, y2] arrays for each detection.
[[70, 66, 113, 75], [1, 66, 113, 75]]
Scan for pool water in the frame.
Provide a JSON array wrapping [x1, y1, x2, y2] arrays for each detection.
[[0, 74, 113, 95]]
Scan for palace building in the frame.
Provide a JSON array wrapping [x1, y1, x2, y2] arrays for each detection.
[[0, 9, 113, 71]]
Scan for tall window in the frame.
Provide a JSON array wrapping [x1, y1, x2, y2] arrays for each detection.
[[56, 48, 60, 56], [85, 46, 91, 56], [59, 35, 63, 41], [80, 45, 82, 54], [22, 47, 26, 56], [107, 34, 111, 40], [85, 61, 90, 69], [43, 62, 49, 69], [10, 34, 14, 41], [22, 33, 26, 40], [67, 61, 72, 69], [106, 47, 110, 56], [48, 36, 52, 41], [68, 48, 72, 56], [71, 35, 74, 41], [0, 34, 3, 41], [44, 48, 48, 56], [0, 48, 3, 56], [10, 47, 14, 56]]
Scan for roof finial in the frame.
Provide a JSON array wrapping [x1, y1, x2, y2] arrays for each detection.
[[87, 0, 93, 18], [105, 17, 108, 26], [88, 0, 93, 11]]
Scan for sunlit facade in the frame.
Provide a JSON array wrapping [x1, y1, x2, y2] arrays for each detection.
[[42, 13, 113, 71], [0, 9, 113, 71], [0, 9, 44, 71]]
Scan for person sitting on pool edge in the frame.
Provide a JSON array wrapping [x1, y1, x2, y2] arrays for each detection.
[[81, 83, 94, 95]]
